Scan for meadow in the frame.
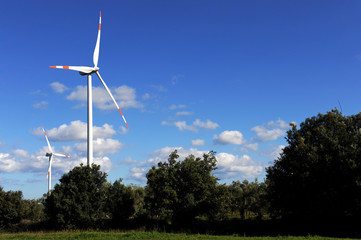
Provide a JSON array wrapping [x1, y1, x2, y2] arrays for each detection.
[[0, 232, 359, 240]]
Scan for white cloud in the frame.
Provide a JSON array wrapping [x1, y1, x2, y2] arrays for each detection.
[[193, 119, 219, 129], [71, 138, 124, 157], [32, 101, 48, 109], [67, 85, 143, 110], [251, 119, 290, 142], [142, 147, 207, 167], [44, 155, 112, 175], [174, 121, 197, 132], [129, 147, 209, 182], [169, 104, 186, 110], [142, 93, 150, 100], [151, 85, 167, 92], [0, 145, 114, 176], [128, 146, 263, 183], [176, 111, 193, 116], [122, 157, 138, 164], [119, 126, 129, 135], [215, 153, 263, 179], [0, 152, 22, 172], [13, 149, 30, 158], [269, 145, 285, 160], [0, 149, 55, 173], [30, 90, 47, 96], [130, 167, 147, 181], [174, 119, 219, 132], [50, 82, 69, 93], [213, 130, 245, 145], [33, 121, 116, 142], [240, 143, 259, 152], [191, 139, 205, 146], [161, 121, 171, 126]]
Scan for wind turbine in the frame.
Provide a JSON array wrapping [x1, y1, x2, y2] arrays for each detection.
[[49, 12, 129, 166], [41, 126, 71, 194]]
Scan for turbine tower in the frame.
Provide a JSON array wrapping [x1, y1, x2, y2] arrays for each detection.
[[41, 126, 71, 194], [50, 12, 129, 166]]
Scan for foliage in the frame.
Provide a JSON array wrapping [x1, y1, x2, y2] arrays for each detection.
[[145, 150, 219, 222], [229, 180, 268, 220], [0, 186, 23, 228], [106, 179, 145, 221], [21, 198, 45, 222], [210, 184, 232, 220], [44, 164, 108, 229], [266, 109, 361, 221], [132, 185, 146, 217], [107, 179, 135, 221]]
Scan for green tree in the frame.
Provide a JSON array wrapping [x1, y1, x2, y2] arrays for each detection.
[[0, 186, 23, 228], [229, 180, 268, 220], [107, 179, 136, 221], [266, 110, 361, 221], [145, 150, 180, 222], [21, 198, 45, 222], [44, 164, 108, 229], [210, 184, 232, 220], [145, 150, 219, 222], [132, 185, 146, 218]]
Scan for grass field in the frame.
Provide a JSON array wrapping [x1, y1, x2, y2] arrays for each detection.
[[0, 232, 358, 240]]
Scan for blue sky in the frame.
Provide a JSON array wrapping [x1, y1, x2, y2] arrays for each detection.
[[1, 0, 361, 199]]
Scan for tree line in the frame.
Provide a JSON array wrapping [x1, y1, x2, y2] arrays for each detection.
[[1, 109, 361, 236], [0, 154, 269, 231]]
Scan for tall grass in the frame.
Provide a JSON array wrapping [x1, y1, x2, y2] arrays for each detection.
[[0, 232, 358, 240]]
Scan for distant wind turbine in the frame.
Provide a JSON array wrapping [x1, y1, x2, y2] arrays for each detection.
[[41, 126, 71, 194], [49, 12, 129, 166]]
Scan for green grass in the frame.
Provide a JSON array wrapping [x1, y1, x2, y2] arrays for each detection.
[[0, 232, 358, 240]]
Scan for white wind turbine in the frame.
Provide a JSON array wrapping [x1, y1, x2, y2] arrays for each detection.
[[41, 126, 71, 194], [50, 12, 129, 166]]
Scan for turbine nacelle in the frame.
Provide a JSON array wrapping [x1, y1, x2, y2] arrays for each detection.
[[79, 67, 99, 76], [45, 152, 52, 157]]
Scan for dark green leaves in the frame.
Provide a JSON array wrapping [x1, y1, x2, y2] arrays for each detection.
[[266, 109, 361, 221], [145, 150, 219, 222]]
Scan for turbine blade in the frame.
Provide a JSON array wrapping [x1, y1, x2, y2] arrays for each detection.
[[96, 71, 129, 129], [53, 153, 71, 158], [41, 126, 53, 153], [93, 11, 101, 67], [49, 66, 95, 74]]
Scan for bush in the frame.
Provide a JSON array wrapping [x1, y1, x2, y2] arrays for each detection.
[[44, 164, 108, 229], [0, 186, 23, 228]]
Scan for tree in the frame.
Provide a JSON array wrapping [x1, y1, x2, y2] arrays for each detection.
[[145, 150, 182, 223], [107, 179, 136, 221], [0, 186, 23, 228], [44, 164, 108, 229], [132, 185, 146, 218], [145, 150, 219, 222], [21, 198, 45, 222], [229, 180, 268, 220], [266, 110, 361, 221]]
